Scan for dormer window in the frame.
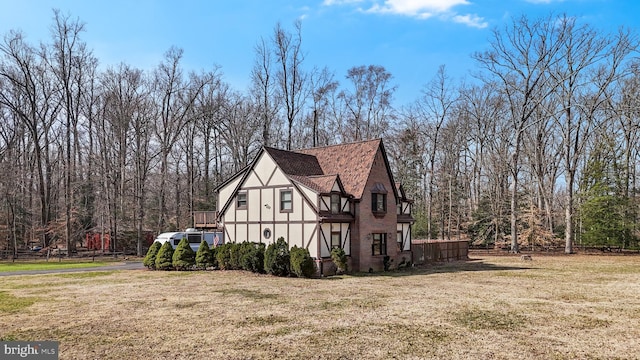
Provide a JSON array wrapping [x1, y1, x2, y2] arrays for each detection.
[[371, 183, 387, 214], [330, 193, 340, 214]]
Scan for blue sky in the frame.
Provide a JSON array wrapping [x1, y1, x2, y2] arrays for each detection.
[[1, 0, 638, 106]]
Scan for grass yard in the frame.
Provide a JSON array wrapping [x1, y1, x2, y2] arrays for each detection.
[[0, 260, 117, 272], [1, 254, 639, 359]]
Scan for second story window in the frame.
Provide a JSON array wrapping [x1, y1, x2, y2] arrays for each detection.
[[237, 192, 247, 209], [280, 189, 293, 212], [371, 183, 387, 214], [372, 193, 386, 213], [330, 194, 340, 214]]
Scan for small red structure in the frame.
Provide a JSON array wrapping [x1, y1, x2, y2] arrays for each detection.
[[85, 233, 110, 251]]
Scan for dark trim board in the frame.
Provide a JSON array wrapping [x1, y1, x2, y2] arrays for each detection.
[[224, 220, 318, 225]]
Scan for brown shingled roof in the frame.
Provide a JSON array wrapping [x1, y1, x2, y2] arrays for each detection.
[[264, 147, 324, 176], [296, 139, 381, 199], [290, 174, 339, 193]]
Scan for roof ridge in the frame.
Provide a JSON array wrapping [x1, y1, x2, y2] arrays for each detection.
[[292, 138, 381, 153]]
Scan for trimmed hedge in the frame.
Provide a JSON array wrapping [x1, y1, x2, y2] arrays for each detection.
[[290, 246, 315, 278], [228, 242, 242, 270], [143, 241, 162, 269], [264, 237, 290, 277], [155, 241, 175, 270], [240, 242, 266, 273], [173, 238, 196, 270], [195, 240, 213, 269], [215, 243, 232, 270], [210, 245, 219, 268]]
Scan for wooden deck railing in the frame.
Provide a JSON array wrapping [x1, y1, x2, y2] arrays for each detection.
[[193, 211, 218, 228]]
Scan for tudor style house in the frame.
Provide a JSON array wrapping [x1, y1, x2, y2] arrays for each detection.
[[214, 138, 413, 274]]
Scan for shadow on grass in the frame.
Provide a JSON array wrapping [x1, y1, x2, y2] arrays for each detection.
[[334, 258, 533, 279]]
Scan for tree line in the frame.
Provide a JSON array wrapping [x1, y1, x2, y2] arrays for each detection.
[[0, 11, 638, 256]]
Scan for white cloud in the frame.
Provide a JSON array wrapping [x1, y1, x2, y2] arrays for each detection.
[[452, 13, 488, 28], [322, 0, 364, 5], [366, 0, 470, 17], [323, 0, 487, 28]]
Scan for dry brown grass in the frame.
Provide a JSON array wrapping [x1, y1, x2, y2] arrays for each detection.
[[1, 254, 640, 359]]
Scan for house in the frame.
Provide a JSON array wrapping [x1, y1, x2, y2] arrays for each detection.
[[214, 138, 413, 274]]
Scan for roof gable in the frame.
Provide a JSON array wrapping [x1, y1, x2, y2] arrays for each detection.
[[290, 174, 346, 195], [296, 139, 382, 199], [264, 147, 324, 176], [217, 139, 398, 206]]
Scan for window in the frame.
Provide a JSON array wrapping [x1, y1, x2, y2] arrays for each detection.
[[397, 231, 403, 251], [237, 192, 247, 209], [331, 231, 341, 249], [188, 233, 202, 244], [371, 183, 387, 214], [371, 193, 387, 213], [372, 233, 387, 256], [330, 194, 340, 214], [280, 189, 293, 212]]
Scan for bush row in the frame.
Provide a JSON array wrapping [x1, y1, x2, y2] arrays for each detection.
[[143, 237, 317, 278]]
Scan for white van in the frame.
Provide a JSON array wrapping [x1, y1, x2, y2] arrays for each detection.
[[154, 229, 224, 252]]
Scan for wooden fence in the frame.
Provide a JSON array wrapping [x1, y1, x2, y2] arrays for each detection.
[[411, 240, 469, 265]]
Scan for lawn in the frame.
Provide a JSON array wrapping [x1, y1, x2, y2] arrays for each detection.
[[1, 254, 639, 359], [0, 260, 116, 272]]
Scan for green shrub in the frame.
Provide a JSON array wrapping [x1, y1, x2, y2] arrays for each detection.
[[155, 241, 175, 270], [172, 238, 195, 270], [240, 242, 265, 273], [330, 247, 347, 274], [210, 245, 219, 268], [143, 241, 162, 269], [290, 246, 315, 278], [216, 243, 243, 270], [228, 242, 242, 270], [195, 241, 213, 269], [264, 237, 290, 277], [215, 243, 231, 270]]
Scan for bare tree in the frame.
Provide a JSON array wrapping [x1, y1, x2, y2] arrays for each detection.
[[273, 21, 306, 150], [415, 65, 457, 239], [48, 9, 96, 255], [152, 47, 212, 232], [339, 64, 395, 141], [251, 37, 279, 147], [217, 91, 262, 172], [550, 18, 636, 253], [307, 66, 338, 147], [473, 15, 565, 253], [522, 97, 562, 235], [0, 31, 61, 248]]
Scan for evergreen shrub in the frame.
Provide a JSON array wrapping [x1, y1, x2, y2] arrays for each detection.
[[155, 241, 175, 270], [172, 238, 195, 270], [330, 247, 347, 274], [195, 240, 213, 269], [264, 237, 290, 277], [290, 246, 315, 278], [215, 243, 231, 270], [240, 242, 265, 273], [143, 241, 162, 269]]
